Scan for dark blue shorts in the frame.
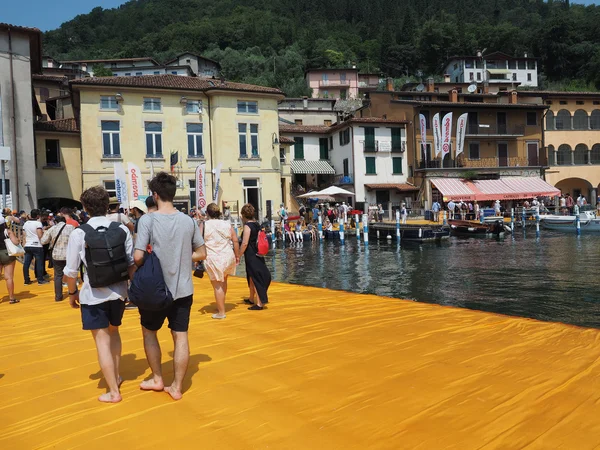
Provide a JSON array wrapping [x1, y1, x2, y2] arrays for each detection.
[[81, 300, 126, 330], [139, 295, 193, 332]]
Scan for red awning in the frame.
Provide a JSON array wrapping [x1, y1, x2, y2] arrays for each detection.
[[430, 177, 560, 202], [364, 183, 419, 192]]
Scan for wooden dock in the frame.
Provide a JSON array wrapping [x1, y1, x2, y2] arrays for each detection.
[[2, 271, 600, 449]]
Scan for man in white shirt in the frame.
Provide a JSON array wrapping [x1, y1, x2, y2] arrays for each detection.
[[23, 209, 49, 285], [65, 186, 136, 404], [447, 200, 456, 220]]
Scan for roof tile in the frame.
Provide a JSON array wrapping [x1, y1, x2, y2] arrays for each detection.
[[34, 118, 78, 133]]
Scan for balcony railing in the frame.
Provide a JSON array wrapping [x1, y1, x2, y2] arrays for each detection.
[[418, 156, 543, 169], [319, 80, 351, 87], [358, 81, 379, 88], [333, 174, 354, 185], [467, 124, 525, 136]]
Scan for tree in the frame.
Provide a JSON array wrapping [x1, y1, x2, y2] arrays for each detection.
[[92, 64, 113, 77]]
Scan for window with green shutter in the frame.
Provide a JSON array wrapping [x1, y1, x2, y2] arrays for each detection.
[[364, 127, 376, 151], [319, 138, 328, 160], [391, 128, 403, 152], [365, 156, 376, 174], [392, 157, 403, 174], [294, 137, 304, 159]]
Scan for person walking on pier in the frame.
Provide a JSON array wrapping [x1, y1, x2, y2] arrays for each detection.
[[447, 200, 456, 220], [239, 203, 271, 310], [23, 209, 49, 286], [41, 215, 75, 302], [431, 200, 440, 222]]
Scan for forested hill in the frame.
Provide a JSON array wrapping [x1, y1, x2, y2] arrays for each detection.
[[44, 0, 600, 96]]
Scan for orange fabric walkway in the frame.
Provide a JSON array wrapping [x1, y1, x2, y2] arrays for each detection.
[[1, 271, 600, 449]]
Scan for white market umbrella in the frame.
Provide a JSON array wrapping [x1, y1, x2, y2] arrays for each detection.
[[297, 190, 323, 198], [318, 186, 356, 197]]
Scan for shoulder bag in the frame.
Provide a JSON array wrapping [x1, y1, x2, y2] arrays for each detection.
[[4, 228, 25, 257]]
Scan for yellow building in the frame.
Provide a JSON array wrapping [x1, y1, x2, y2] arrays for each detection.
[[70, 75, 285, 218]]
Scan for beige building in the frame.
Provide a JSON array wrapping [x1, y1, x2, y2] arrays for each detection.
[[70, 75, 285, 218]]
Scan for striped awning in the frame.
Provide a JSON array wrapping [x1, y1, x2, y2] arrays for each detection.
[[291, 160, 335, 175], [431, 177, 560, 202]]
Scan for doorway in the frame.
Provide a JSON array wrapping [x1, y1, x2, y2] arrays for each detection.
[[243, 179, 260, 219], [527, 142, 539, 166], [497, 112, 507, 134], [376, 190, 390, 206], [498, 143, 508, 167]]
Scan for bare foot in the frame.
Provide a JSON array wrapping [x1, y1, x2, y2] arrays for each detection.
[[164, 385, 183, 401], [140, 378, 164, 391], [98, 392, 122, 403]]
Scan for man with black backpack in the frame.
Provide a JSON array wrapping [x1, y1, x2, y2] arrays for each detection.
[[134, 172, 206, 401], [64, 186, 136, 403]]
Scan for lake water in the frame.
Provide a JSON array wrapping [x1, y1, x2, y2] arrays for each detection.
[[236, 231, 600, 328]]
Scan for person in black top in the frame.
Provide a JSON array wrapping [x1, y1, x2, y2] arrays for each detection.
[[238, 203, 271, 310]]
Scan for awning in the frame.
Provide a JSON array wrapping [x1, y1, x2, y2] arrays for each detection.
[[291, 160, 335, 175], [487, 68, 511, 75], [365, 183, 419, 192], [430, 177, 560, 202]]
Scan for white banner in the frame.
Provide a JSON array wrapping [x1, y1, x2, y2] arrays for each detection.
[[441, 112, 453, 159], [127, 162, 144, 206], [114, 162, 129, 207], [433, 113, 442, 158], [1, 193, 12, 209], [419, 114, 427, 163], [195, 164, 207, 210], [148, 160, 154, 196], [213, 162, 222, 203], [456, 113, 468, 158]]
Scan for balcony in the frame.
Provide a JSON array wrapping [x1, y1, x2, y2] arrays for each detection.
[[333, 174, 354, 185], [319, 80, 351, 87], [467, 124, 525, 137], [358, 81, 379, 88], [418, 155, 545, 170]]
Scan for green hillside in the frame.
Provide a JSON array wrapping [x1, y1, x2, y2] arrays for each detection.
[[43, 0, 600, 95]]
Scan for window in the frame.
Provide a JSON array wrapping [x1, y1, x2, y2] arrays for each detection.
[[136, 72, 143, 76], [556, 144, 571, 165], [171, 71, 178, 75], [319, 138, 328, 160], [469, 73, 474, 81], [154, 71, 160, 75], [238, 123, 259, 157], [104, 181, 116, 198], [187, 123, 203, 157], [294, 137, 304, 159], [465, 60, 474, 69], [576, 101, 585, 105], [454, 63, 458, 70], [324, 120, 332, 126], [250, 124, 259, 157], [573, 110, 589, 130], [125, 73, 131, 76], [45, 139, 60, 167], [101, 121, 120, 157], [559, 101, 568, 105], [508, 60, 517, 70], [591, 144, 600, 164], [469, 142, 480, 159], [591, 110, 600, 129], [100, 95, 118, 110], [546, 101, 553, 105], [364, 127, 376, 151], [574, 144, 589, 165], [594, 101, 600, 105], [343, 158, 349, 177], [512, 73, 517, 81], [280, 148, 286, 164], [186, 100, 202, 114], [391, 128, 403, 152], [329, 136, 333, 149], [237, 100, 258, 114], [476, 72, 481, 81], [143, 97, 161, 112], [527, 73, 532, 82], [365, 157, 376, 174], [555, 110, 571, 130], [392, 157, 403, 174], [295, 119, 303, 125], [546, 111, 555, 131], [145, 122, 163, 157], [238, 124, 247, 157], [526, 112, 537, 126], [339, 128, 350, 146], [186, 59, 191, 64], [518, 60, 526, 70]]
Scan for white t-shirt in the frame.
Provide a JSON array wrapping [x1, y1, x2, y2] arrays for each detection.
[[106, 212, 131, 225], [23, 220, 43, 248]]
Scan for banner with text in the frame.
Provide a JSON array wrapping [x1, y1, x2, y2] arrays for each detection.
[[213, 163, 222, 203], [433, 113, 442, 158], [127, 162, 144, 206], [114, 162, 129, 208], [195, 163, 207, 211], [441, 112, 453, 159], [419, 114, 427, 164], [455, 113, 468, 158]]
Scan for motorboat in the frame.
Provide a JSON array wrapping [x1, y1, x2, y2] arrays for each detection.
[[448, 219, 506, 237], [541, 211, 600, 232]]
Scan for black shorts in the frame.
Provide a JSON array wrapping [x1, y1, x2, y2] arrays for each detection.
[[139, 295, 193, 332], [81, 300, 126, 331]]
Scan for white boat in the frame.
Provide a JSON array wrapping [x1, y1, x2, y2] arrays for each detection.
[[541, 211, 600, 232]]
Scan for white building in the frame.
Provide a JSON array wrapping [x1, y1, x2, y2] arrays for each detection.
[[164, 52, 221, 78], [444, 51, 538, 88], [278, 98, 338, 127]]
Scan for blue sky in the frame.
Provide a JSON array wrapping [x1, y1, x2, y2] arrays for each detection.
[[3, 0, 600, 31]]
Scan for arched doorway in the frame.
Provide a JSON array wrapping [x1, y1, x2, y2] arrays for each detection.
[[555, 178, 593, 203]]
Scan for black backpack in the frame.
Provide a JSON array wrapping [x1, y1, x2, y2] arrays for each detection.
[[80, 222, 129, 288]]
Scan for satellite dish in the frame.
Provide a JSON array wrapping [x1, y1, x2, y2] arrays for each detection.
[[416, 83, 425, 92], [467, 83, 477, 93]]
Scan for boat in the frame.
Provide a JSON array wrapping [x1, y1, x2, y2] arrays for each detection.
[[541, 211, 600, 232], [400, 226, 450, 243], [448, 219, 505, 237]]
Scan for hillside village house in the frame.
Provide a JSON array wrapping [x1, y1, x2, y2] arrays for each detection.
[[0, 23, 42, 210], [305, 69, 383, 100], [70, 74, 285, 218], [278, 97, 338, 126]]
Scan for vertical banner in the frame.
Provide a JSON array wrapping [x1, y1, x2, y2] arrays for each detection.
[[455, 113, 468, 158], [114, 162, 129, 208], [212, 162, 222, 202], [419, 114, 427, 165], [195, 163, 207, 210], [441, 112, 453, 159], [433, 113, 442, 158], [127, 162, 144, 205]]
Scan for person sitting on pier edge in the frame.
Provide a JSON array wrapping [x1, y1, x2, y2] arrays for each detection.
[[306, 222, 317, 241], [295, 220, 304, 242], [284, 221, 295, 242]]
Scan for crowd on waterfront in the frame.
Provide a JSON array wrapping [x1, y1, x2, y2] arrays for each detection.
[[0, 172, 272, 403]]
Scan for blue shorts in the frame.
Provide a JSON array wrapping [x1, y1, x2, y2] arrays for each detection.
[[81, 300, 126, 330]]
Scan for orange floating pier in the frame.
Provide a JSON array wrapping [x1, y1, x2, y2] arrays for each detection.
[[1, 272, 600, 449]]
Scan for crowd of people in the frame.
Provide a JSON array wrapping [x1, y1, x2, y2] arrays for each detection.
[[1, 172, 272, 403]]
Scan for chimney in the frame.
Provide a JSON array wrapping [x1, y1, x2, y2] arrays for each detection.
[[386, 77, 394, 92], [524, 52, 528, 58], [426, 77, 434, 92], [303, 96, 308, 109], [444, 73, 451, 83], [450, 88, 458, 103], [483, 81, 489, 94], [509, 90, 518, 104]]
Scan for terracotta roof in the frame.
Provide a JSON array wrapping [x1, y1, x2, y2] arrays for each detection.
[[0, 23, 41, 34], [365, 183, 419, 191], [70, 74, 284, 95], [391, 99, 548, 110], [279, 124, 331, 134], [510, 90, 600, 97], [34, 118, 78, 133], [32, 74, 68, 83], [61, 57, 160, 65], [279, 136, 295, 144]]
